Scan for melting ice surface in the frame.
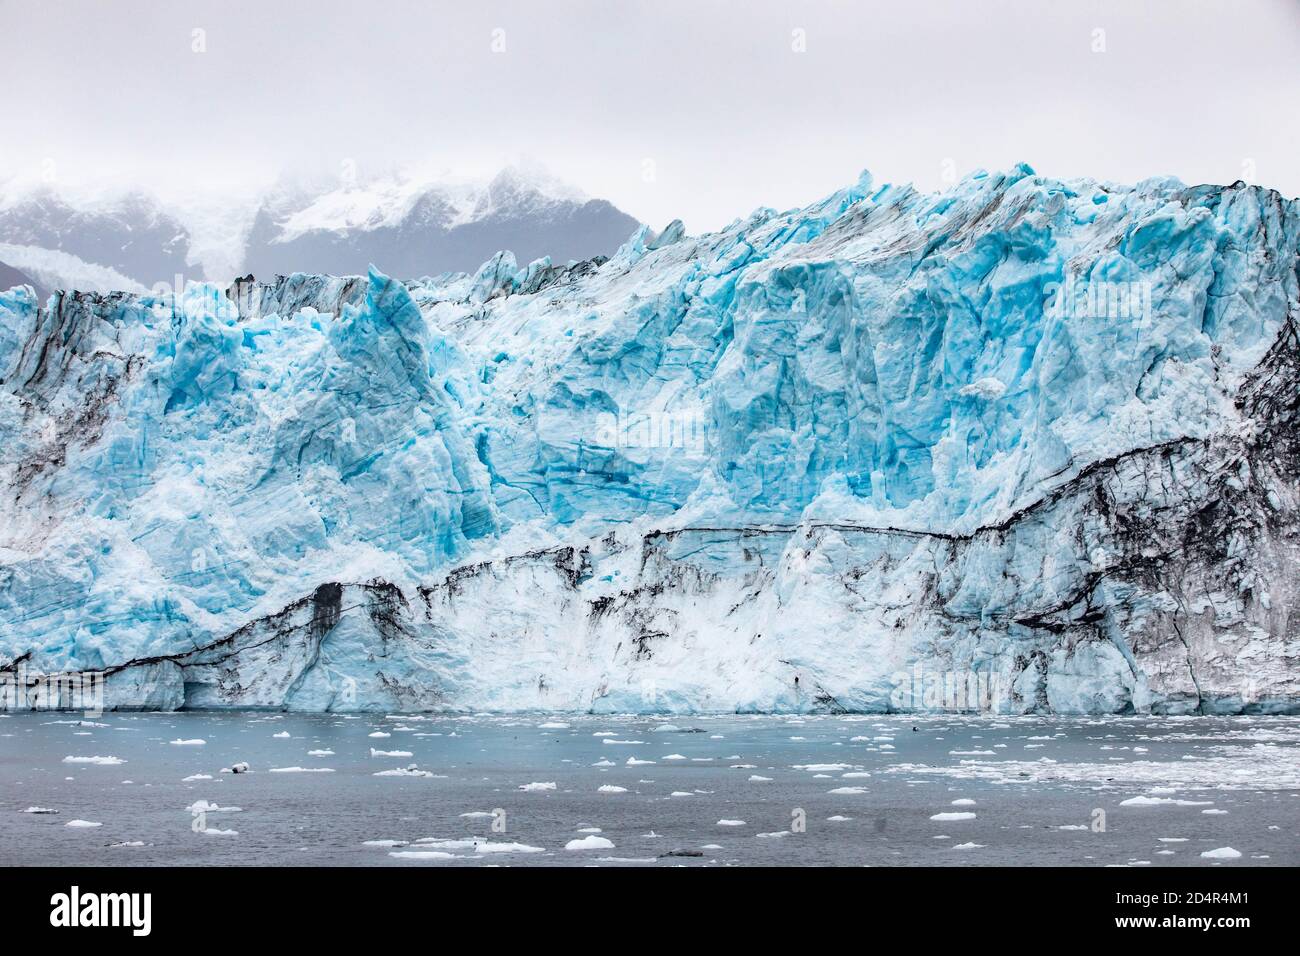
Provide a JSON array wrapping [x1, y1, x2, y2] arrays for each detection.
[[0, 164, 1298, 713], [2, 712, 1296, 866]]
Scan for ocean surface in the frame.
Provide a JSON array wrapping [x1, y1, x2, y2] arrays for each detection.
[[2, 712, 1296, 866]]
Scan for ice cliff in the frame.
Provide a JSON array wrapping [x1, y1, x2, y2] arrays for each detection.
[[1, 164, 1297, 714]]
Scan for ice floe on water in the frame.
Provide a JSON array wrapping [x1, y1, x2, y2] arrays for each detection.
[[566, 835, 615, 850], [169, 739, 206, 746], [65, 819, 101, 828], [268, 766, 334, 773], [62, 755, 124, 765], [930, 812, 977, 821], [518, 781, 556, 792], [1200, 847, 1242, 859]]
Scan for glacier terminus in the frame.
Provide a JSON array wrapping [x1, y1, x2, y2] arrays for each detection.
[[1, 164, 1297, 715]]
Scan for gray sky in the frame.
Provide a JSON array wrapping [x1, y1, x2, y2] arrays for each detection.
[[1, 0, 1296, 230]]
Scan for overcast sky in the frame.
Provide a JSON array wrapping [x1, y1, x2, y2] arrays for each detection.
[[1, 0, 1296, 230]]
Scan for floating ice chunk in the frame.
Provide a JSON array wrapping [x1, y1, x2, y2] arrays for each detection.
[[22, 807, 58, 814], [65, 820, 102, 828], [952, 842, 985, 849], [537, 722, 570, 729], [1201, 808, 1229, 815], [670, 791, 692, 797], [565, 835, 615, 851], [170, 739, 206, 746], [62, 755, 124, 765], [368, 732, 391, 738], [828, 787, 868, 795], [842, 772, 871, 779], [363, 840, 409, 847], [827, 815, 852, 822], [370, 748, 414, 757], [474, 842, 545, 854], [307, 750, 334, 756], [1200, 847, 1242, 859], [182, 774, 213, 782], [662, 754, 687, 760], [272, 731, 291, 738], [748, 775, 773, 782], [597, 785, 628, 793], [626, 757, 655, 766], [717, 819, 746, 827], [950, 799, 976, 806], [390, 850, 455, 860], [268, 766, 335, 773], [1119, 796, 1213, 807], [202, 828, 238, 836], [930, 812, 976, 821], [602, 739, 645, 745], [187, 800, 241, 813], [518, 781, 556, 792], [459, 812, 494, 819]]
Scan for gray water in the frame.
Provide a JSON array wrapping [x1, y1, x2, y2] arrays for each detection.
[[2, 711, 1296, 866]]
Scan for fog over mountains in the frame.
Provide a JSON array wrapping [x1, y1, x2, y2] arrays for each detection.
[[0, 164, 642, 293]]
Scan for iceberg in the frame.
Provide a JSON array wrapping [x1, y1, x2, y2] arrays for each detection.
[[0, 164, 1296, 714]]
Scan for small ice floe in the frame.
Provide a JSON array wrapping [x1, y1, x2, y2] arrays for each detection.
[[223, 762, 250, 774], [662, 754, 687, 760], [748, 775, 773, 782], [651, 724, 681, 733], [22, 806, 58, 814], [591, 759, 615, 767], [187, 800, 241, 813], [602, 739, 645, 745], [459, 811, 494, 819], [952, 842, 985, 850], [626, 757, 655, 766], [950, 799, 977, 806], [592, 731, 616, 737], [1157, 837, 1188, 843], [363, 840, 408, 847], [730, 763, 757, 769], [828, 787, 868, 795], [170, 739, 206, 746], [827, 815, 852, 822], [368, 731, 391, 738], [756, 831, 790, 839], [518, 781, 556, 792], [62, 755, 124, 765], [307, 750, 334, 757], [374, 765, 434, 777], [268, 766, 335, 773], [949, 750, 995, 756], [597, 785, 628, 793], [182, 774, 212, 782], [1202, 808, 1229, 815], [473, 842, 545, 854], [1200, 847, 1242, 860], [842, 772, 871, 779], [717, 819, 746, 827], [794, 763, 851, 772], [108, 841, 146, 848], [930, 812, 976, 821], [390, 850, 455, 860], [537, 721, 570, 730], [370, 748, 413, 758], [565, 835, 615, 851], [65, 820, 102, 828], [1058, 825, 1088, 831], [670, 791, 692, 797], [202, 828, 238, 836], [272, 731, 291, 739], [1119, 796, 1213, 807]]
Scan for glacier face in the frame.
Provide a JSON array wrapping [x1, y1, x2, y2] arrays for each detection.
[[0, 164, 1297, 714]]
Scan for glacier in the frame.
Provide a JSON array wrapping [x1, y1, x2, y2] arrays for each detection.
[[0, 163, 1297, 714]]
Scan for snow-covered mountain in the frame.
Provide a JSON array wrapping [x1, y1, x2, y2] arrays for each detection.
[[1, 164, 1296, 715], [0, 189, 188, 291], [241, 165, 641, 280], [0, 165, 641, 290]]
